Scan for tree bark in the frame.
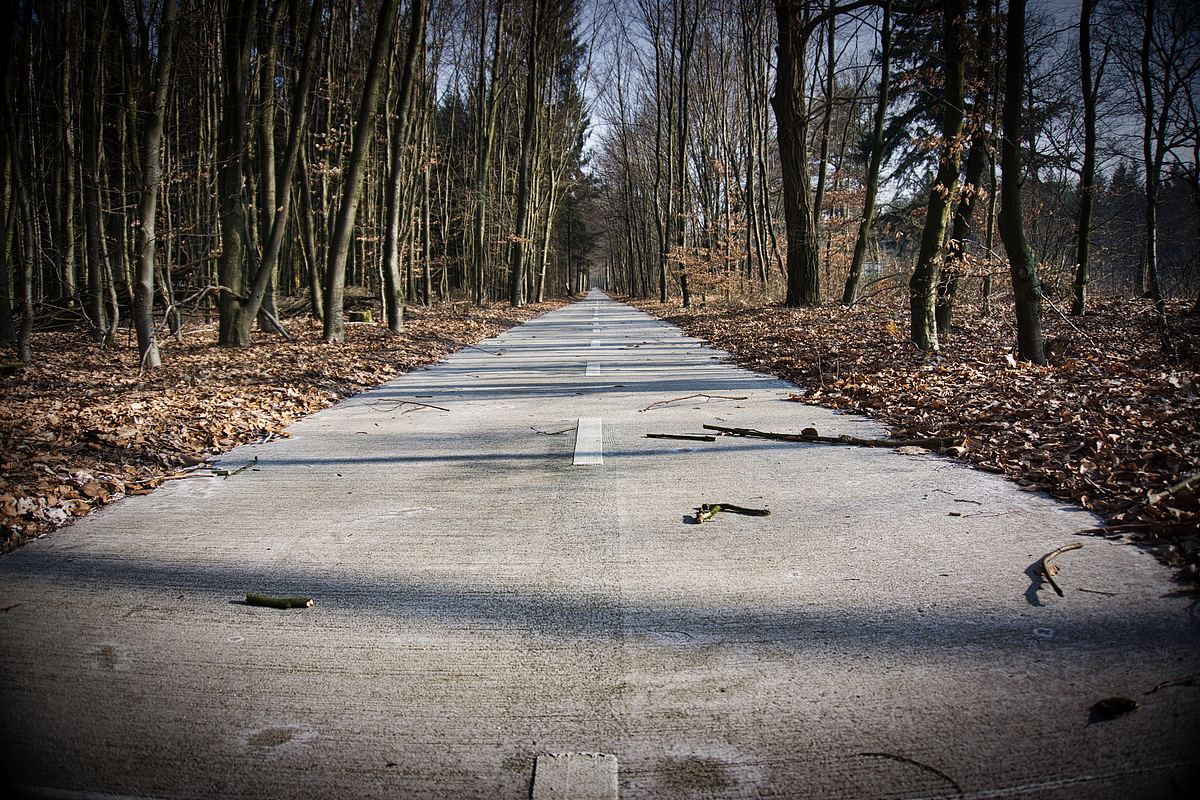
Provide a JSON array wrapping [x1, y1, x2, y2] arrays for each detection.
[[216, 0, 255, 346], [508, 0, 541, 308], [472, 0, 505, 305], [255, 0, 287, 334], [4, 3, 35, 361], [81, 0, 110, 341], [772, 0, 820, 307], [322, 0, 400, 343], [1072, 0, 1101, 315], [0, 145, 14, 345], [844, 0, 891, 304], [383, 0, 428, 332], [935, 0, 991, 332], [934, 132, 986, 333], [60, 3, 78, 302], [132, 0, 178, 370], [812, 12, 835, 232], [998, 0, 1045, 364], [909, 0, 967, 351]]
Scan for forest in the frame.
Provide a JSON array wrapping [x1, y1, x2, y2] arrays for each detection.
[[1, 0, 1198, 569], [0, 0, 1197, 361]]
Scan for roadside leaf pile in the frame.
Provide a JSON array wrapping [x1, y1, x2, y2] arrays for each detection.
[[635, 297, 1200, 588], [0, 302, 561, 553]]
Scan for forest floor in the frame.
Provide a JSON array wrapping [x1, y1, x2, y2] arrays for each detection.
[[0, 299, 564, 555], [631, 294, 1200, 589]]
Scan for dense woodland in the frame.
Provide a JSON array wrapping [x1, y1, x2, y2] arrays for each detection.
[[0, 0, 1197, 368]]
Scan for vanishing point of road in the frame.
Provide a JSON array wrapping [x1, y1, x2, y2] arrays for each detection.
[[2, 291, 1197, 799]]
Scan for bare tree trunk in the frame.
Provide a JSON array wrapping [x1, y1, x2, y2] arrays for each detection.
[[82, 0, 110, 341], [8, 150, 34, 363], [0, 147, 14, 345], [472, 0, 505, 306], [132, 0, 178, 370], [383, 0, 427, 332], [421, 109, 432, 307], [935, 0, 991, 332], [909, 0, 966, 351], [844, 0, 890, 304], [255, 0, 287, 334], [676, 0, 697, 308], [61, 3, 78, 302], [772, 0, 821, 307], [812, 12, 835, 232], [322, 0, 400, 343], [298, 150, 323, 320], [216, 0, 255, 346], [508, 0, 541, 308], [4, 3, 35, 361], [1073, 0, 1102, 315], [999, 0, 1045, 364]]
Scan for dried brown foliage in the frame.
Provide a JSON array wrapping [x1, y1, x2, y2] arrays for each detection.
[[633, 296, 1200, 588], [0, 302, 562, 553]]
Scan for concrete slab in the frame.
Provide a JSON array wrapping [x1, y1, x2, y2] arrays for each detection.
[[531, 753, 618, 800], [573, 417, 604, 465], [1, 289, 1197, 799]]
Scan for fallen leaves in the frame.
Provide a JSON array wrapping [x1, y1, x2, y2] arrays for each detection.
[[634, 296, 1200, 588], [0, 302, 562, 553]]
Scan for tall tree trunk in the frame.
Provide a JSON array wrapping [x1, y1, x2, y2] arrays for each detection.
[[0, 146, 14, 345], [255, 0, 287, 333], [1138, 0, 1171, 342], [1072, 0, 1101, 315], [421, 109, 432, 308], [472, 0, 505, 306], [298, 150, 323, 320], [812, 12, 835, 232], [909, 0, 967, 351], [81, 0, 110, 341], [508, 0, 541, 308], [5, 3, 34, 361], [61, 3, 78, 302], [9, 148, 34, 363], [322, 0, 400, 343], [383, 0, 427, 332], [999, 0, 1045, 364], [216, 0, 255, 346], [232, 0, 325, 343], [772, 0, 820, 307], [676, 0, 697, 308], [844, 0, 891, 304], [132, 0, 178, 370], [935, 0, 991, 332]]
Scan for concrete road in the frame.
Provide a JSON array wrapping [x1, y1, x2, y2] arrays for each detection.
[[2, 291, 1198, 799]]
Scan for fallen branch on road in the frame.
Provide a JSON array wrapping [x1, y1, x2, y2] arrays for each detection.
[[640, 393, 748, 412], [368, 399, 450, 414], [215, 456, 258, 478], [532, 425, 576, 435], [245, 594, 314, 609], [1037, 542, 1084, 597], [703, 424, 962, 450], [693, 503, 770, 524], [646, 433, 717, 442]]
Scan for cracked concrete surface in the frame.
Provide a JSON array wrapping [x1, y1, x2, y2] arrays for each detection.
[[2, 290, 1198, 799]]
